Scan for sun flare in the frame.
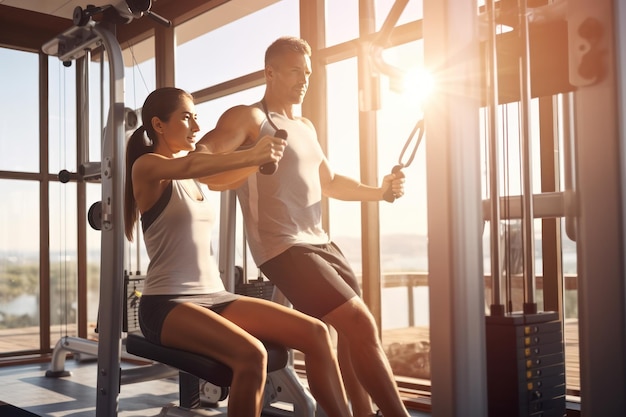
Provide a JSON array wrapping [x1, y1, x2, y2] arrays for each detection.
[[402, 67, 436, 107]]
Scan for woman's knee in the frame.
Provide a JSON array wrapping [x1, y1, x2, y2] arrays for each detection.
[[231, 339, 268, 379]]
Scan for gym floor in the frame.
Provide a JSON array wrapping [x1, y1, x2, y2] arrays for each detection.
[[0, 358, 430, 417]]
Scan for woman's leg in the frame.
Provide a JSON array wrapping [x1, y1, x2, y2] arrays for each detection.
[[160, 302, 268, 417], [220, 297, 353, 417], [323, 297, 411, 417]]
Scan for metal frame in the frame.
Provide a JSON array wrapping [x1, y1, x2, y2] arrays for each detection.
[[42, 20, 128, 416], [423, 0, 488, 415], [570, 0, 626, 415]]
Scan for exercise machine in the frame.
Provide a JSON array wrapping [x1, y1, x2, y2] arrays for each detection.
[[42, 2, 323, 416]]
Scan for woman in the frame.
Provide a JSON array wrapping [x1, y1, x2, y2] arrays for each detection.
[[123, 87, 352, 417]]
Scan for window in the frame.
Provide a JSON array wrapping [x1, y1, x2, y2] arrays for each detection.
[[49, 57, 77, 175], [325, 0, 359, 46], [326, 58, 362, 252], [0, 179, 40, 353], [175, 1, 299, 93], [49, 181, 78, 340], [0, 49, 39, 172], [376, 39, 430, 382], [0, 48, 42, 354]]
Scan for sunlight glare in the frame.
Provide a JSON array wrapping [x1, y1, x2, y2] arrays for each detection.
[[402, 67, 436, 108]]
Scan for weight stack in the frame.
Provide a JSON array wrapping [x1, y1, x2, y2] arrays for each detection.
[[486, 311, 566, 417], [235, 277, 275, 301]]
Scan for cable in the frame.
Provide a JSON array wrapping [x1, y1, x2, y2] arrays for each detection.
[[382, 117, 424, 202]]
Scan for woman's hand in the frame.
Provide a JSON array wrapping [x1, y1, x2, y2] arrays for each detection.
[[252, 135, 287, 166]]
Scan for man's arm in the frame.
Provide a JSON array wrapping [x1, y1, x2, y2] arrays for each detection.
[[319, 157, 405, 201], [195, 105, 265, 189], [198, 105, 260, 152]]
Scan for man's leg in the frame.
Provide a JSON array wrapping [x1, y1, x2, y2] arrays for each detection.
[[324, 297, 410, 417], [336, 331, 376, 416]]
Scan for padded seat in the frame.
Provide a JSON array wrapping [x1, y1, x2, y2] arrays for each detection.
[[126, 332, 290, 409]]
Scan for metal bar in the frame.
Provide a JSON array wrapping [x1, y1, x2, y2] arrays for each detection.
[[218, 190, 237, 292], [561, 92, 578, 241], [94, 22, 126, 417], [485, 0, 504, 314], [482, 191, 569, 221], [77, 53, 90, 338], [517, 0, 537, 313], [423, 0, 488, 414], [358, 0, 382, 330], [38, 52, 52, 353], [570, 0, 626, 414]]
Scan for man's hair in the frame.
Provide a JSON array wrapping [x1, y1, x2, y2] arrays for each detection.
[[265, 36, 311, 67]]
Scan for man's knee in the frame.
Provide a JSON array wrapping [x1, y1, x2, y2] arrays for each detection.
[[324, 297, 378, 338]]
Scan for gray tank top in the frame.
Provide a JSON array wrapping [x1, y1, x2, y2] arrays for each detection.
[[237, 104, 330, 266], [142, 180, 225, 295]]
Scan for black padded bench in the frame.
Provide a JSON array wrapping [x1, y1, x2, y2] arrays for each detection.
[[126, 332, 289, 410]]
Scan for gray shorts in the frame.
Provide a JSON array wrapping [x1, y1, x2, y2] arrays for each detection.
[[138, 291, 241, 344], [260, 242, 360, 319]]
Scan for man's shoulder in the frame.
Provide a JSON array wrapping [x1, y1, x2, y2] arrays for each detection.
[[215, 104, 264, 127], [222, 103, 264, 119]]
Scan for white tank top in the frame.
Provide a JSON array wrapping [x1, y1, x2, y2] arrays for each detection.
[[142, 180, 225, 295], [237, 104, 330, 266]]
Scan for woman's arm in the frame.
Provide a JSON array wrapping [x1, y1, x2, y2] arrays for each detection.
[[134, 136, 284, 183]]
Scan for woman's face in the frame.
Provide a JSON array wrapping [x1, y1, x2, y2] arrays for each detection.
[[157, 95, 200, 154]]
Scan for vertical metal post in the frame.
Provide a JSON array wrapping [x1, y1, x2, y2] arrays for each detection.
[[94, 23, 126, 417], [569, 0, 626, 415], [218, 190, 237, 292], [485, 0, 504, 315], [423, 0, 488, 415], [517, 0, 538, 314], [358, 0, 383, 329], [76, 52, 90, 338]]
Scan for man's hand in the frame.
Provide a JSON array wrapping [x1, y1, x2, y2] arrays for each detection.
[[381, 169, 405, 202]]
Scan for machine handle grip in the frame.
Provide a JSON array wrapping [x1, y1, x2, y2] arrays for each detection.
[[259, 129, 288, 175], [382, 165, 405, 202]]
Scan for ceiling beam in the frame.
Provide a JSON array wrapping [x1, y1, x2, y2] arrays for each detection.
[[0, 5, 72, 52], [0, 0, 229, 53]]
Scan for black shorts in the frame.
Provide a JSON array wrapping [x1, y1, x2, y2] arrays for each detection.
[[260, 242, 360, 319], [138, 291, 241, 344]]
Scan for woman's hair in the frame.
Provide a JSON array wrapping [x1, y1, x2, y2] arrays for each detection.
[[123, 87, 193, 240], [264, 36, 311, 68]]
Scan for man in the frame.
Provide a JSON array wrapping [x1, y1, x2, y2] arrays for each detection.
[[199, 36, 409, 417]]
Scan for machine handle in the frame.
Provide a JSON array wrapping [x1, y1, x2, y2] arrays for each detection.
[[259, 129, 288, 175]]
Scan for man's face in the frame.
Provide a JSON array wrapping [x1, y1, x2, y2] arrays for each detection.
[[270, 51, 312, 105]]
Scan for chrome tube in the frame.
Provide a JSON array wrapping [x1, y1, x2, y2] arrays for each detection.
[[486, 0, 504, 313], [518, 0, 538, 312]]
